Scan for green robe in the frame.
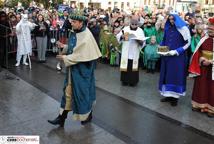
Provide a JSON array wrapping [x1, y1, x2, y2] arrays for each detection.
[[100, 30, 108, 58], [100, 30, 120, 62], [191, 34, 201, 53], [156, 29, 164, 45], [144, 26, 157, 44]]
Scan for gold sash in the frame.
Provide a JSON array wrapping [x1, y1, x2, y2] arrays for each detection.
[[201, 50, 213, 60]]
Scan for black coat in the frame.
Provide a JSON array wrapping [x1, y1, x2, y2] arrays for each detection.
[[89, 25, 100, 46], [33, 21, 49, 37]]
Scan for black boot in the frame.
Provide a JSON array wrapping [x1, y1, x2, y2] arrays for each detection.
[[81, 111, 92, 125], [160, 97, 172, 102], [122, 82, 128, 86], [48, 110, 68, 127], [170, 98, 178, 106], [192, 107, 201, 112], [146, 69, 150, 73], [151, 69, 155, 74], [207, 112, 214, 118]]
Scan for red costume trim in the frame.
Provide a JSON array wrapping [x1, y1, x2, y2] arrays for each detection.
[[189, 36, 209, 76]]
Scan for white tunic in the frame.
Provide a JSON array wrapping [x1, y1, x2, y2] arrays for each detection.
[[117, 26, 145, 71], [16, 19, 35, 59]]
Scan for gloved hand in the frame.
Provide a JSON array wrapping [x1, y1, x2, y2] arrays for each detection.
[[168, 50, 178, 56]]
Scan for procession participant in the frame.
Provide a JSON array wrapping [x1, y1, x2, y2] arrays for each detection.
[[189, 17, 214, 117], [15, 14, 36, 67], [158, 14, 191, 106], [117, 17, 145, 86], [48, 10, 101, 127]]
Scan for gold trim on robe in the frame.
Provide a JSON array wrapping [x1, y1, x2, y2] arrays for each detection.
[[73, 111, 91, 121], [192, 100, 214, 113], [201, 50, 213, 61], [65, 68, 72, 111]]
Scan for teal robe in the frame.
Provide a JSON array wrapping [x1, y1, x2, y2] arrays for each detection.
[[144, 44, 160, 69], [61, 27, 98, 121]]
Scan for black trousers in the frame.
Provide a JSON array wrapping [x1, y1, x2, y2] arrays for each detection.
[[120, 59, 139, 85], [0, 38, 7, 68]]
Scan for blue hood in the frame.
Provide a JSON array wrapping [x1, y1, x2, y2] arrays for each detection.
[[165, 14, 187, 30]]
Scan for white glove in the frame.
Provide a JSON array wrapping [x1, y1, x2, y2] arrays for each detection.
[[157, 51, 169, 56], [168, 50, 178, 56]]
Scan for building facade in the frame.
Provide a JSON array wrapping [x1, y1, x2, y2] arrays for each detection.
[[65, 0, 177, 10], [66, 0, 213, 14]]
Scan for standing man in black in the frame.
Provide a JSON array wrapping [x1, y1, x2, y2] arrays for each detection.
[[88, 18, 101, 47], [0, 11, 11, 71], [60, 10, 72, 37]]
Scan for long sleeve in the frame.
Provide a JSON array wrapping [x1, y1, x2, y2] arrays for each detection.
[[62, 45, 68, 54], [62, 44, 77, 67], [63, 56, 77, 67], [176, 26, 191, 55], [116, 29, 123, 43]]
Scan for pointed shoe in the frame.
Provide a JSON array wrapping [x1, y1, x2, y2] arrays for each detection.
[[48, 115, 65, 127]]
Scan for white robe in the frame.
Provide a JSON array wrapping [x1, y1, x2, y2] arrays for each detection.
[[117, 26, 145, 71], [16, 20, 35, 60]]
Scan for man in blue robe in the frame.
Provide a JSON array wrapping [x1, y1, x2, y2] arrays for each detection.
[[158, 14, 191, 106], [48, 11, 101, 127]]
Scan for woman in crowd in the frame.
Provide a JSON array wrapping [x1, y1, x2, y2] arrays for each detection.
[[34, 14, 49, 62]]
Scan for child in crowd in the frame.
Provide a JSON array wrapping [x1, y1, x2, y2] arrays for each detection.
[[143, 36, 160, 73], [191, 24, 204, 53]]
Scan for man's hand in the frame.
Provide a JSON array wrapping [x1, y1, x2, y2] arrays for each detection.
[[168, 50, 178, 56], [157, 52, 169, 56], [56, 41, 65, 49], [124, 32, 129, 41], [158, 50, 177, 56], [202, 59, 213, 66], [56, 55, 66, 61]]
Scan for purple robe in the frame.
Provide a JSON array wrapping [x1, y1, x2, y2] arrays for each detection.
[[159, 25, 188, 98]]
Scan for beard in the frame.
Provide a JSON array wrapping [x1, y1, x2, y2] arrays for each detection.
[[208, 31, 214, 37], [208, 25, 214, 37], [130, 26, 137, 30]]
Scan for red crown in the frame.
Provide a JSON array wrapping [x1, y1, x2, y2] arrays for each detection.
[[208, 17, 214, 24]]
